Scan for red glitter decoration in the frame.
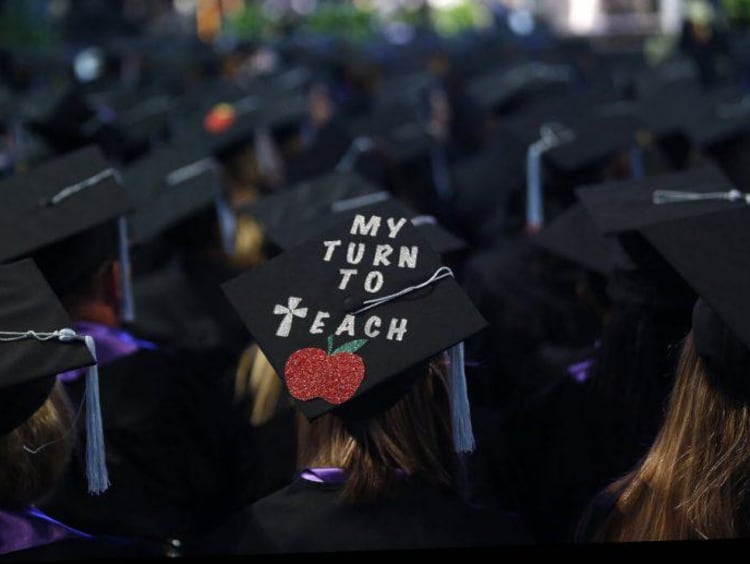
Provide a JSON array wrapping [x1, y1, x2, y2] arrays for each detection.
[[284, 347, 366, 405]]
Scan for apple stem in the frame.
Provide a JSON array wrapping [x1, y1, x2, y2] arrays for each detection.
[[327, 335, 334, 355]]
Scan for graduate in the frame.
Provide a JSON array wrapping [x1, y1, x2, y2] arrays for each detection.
[[0, 258, 149, 559], [217, 207, 531, 553], [0, 146, 257, 552], [580, 167, 750, 541]]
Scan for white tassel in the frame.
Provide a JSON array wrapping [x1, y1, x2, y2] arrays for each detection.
[[82, 336, 110, 495], [118, 217, 135, 323], [449, 341, 475, 453]]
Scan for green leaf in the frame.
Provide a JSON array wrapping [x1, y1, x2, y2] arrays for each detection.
[[332, 339, 368, 355], [327, 335, 334, 355]]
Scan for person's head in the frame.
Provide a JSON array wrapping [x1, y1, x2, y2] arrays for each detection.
[[31, 220, 123, 326], [222, 209, 487, 503], [297, 355, 456, 502], [0, 259, 106, 499], [593, 330, 750, 541], [0, 382, 75, 509], [0, 145, 132, 326], [307, 80, 335, 129]]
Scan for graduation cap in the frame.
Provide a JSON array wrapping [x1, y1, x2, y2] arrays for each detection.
[[0, 258, 108, 494], [532, 203, 616, 277], [518, 101, 643, 229], [0, 145, 135, 321], [576, 165, 736, 308], [347, 104, 433, 166], [223, 211, 486, 452], [576, 165, 737, 235], [684, 87, 750, 149], [123, 138, 222, 245], [468, 62, 572, 113], [242, 171, 465, 254], [635, 190, 750, 401]]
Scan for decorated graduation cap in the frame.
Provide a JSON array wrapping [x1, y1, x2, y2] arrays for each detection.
[[122, 137, 232, 251], [0, 258, 108, 494], [635, 188, 750, 401], [243, 171, 465, 254], [198, 88, 308, 156], [223, 211, 486, 452], [0, 145, 135, 322]]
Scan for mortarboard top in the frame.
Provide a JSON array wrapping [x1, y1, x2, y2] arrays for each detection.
[[374, 71, 433, 108], [189, 87, 308, 157], [240, 171, 465, 254], [123, 137, 218, 245], [636, 194, 750, 400], [683, 86, 750, 149], [575, 165, 736, 236], [635, 80, 706, 139], [222, 209, 486, 420], [504, 97, 642, 172], [544, 106, 643, 172], [532, 203, 616, 277], [634, 56, 699, 101], [239, 170, 381, 231], [0, 258, 95, 434], [0, 145, 130, 263], [347, 103, 432, 165], [467, 61, 573, 113]]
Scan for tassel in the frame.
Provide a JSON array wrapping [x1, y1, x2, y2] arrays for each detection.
[[449, 341, 475, 454], [629, 144, 645, 181], [215, 193, 237, 255], [430, 147, 452, 203], [82, 336, 109, 495], [526, 143, 544, 230], [117, 217, 135, 323]]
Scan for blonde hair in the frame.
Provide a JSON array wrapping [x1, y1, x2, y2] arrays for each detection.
[[296, 356, 456, 502], [234, 343, 285, 426], [0, 382, 75, 508], [593, 333, 750, 541]]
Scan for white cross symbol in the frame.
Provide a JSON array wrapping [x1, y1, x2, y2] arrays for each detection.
[[273, 297, 308, 337]]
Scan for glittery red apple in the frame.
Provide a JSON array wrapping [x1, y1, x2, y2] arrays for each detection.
[[284, 336, 367, 405]]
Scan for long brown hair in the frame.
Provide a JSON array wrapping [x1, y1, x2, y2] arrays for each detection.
[[593, 333, 750, 541], [296, 355, 456, 502], [0, 383, 75, 509]]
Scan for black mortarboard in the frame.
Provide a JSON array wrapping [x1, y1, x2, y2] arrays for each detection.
[[123, 139, 219, 245], [684, 87, 750, 149], [0, 258, 108, 494], [637, 198, 750, 401], [542, 107, 643, 173], [532, 203, 615, 277], [0, 146, 132, 316], [195, 89, 308, 156], [576, 165, 736, 235], [223, 211, 486, 450], [242, 171, 465, 255], [576, 165, 736, 310], [468, 62, 572, 113], [0, 258, 95, 434], [347, 103, 432, 165]]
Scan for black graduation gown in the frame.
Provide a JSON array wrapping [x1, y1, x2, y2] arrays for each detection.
[[41, 347, 259, 548], [0, 537, 151, 561], [219, 477, 531, 554]]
